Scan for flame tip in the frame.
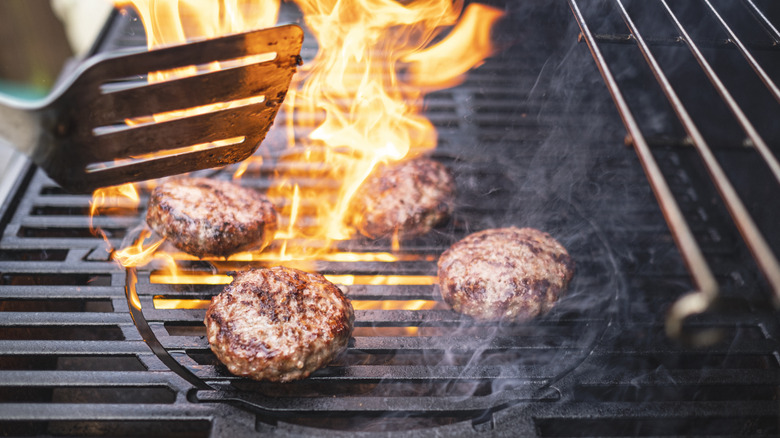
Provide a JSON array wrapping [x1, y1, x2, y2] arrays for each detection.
[[99, 0, 506, 267]]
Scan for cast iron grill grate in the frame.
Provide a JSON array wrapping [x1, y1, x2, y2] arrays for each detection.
[[121, 138, 619, 419], [0, 2, 777, 436]]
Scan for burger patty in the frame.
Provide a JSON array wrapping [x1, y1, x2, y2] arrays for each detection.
[[350, 157, 455, 239], [437, 227, 574, 322], [146, 177, 278, 258], [204, 266, 354, 382]]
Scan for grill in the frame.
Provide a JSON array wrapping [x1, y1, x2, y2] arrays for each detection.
[[0, 1, 778, 436]]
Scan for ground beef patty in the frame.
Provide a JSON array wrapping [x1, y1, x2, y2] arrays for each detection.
[[437, 227, 574, 322], [146, 177, 277, 258], [351, 157, 455, 239], [204, 266, 354, 382]]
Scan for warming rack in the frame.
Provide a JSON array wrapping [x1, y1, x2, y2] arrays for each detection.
[[569, 0, 780, 343]]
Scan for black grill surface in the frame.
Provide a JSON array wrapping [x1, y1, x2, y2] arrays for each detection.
[[0, 2, 778, 436]]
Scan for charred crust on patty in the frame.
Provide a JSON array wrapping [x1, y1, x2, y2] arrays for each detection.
[[437, 227, 574, 322], [145, 177, 278, 258], [204, 266, 354, 382], [350, 157, 456, 239]]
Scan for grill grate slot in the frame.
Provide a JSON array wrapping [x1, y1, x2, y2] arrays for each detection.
[[17, 226, 126, 239], [0, 356, 147, 371], [0, 298, 114, 312], [0, 274, 112, 286], [535, 416, 778, 437], [123, 150, 617, 417], [0, 420, 211, 438], [0, 326, 126, 341], [0, 386, 176, 404], [576, 383, 779, 402], [0, 250, 67, 261]]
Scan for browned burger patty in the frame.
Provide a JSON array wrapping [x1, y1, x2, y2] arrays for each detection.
[[351, 157, 455, 239], [437, 227, 574, 322], [146, 177, 277, 258], [204, 266, 354, 382]]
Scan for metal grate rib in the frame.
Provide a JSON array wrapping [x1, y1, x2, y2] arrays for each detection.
[[123, 149, 615, 418]]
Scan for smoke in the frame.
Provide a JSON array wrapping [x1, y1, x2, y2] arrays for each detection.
[[409, 0, 759, 422], [113, 1, 765, 432], [348, 0, 642, 425]]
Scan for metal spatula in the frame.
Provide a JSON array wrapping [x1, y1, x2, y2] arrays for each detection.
[[0, 24, 303, 193]]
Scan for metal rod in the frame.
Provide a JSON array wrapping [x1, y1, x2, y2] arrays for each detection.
[[593, 32, 778, 51], [568, 0, 720, 341], [615, 0, 780, 304], [708, 0, 780, 105], [741, 0, 780, 44], [696, 1, 780, 153], [124, 268, 212, 390]]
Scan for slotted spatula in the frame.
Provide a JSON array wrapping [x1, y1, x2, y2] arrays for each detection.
[[0, 24, 303, 193]]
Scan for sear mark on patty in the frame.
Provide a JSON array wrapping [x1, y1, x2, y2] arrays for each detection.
[[204, 266, 354, 382], [146, 177, 278, 258], [350, 157, 456, 239], [437, 227, 574, 322]]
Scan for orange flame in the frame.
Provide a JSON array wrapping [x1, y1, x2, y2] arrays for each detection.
[[402, 3, 505, 89], [352, 299, 441, 336], [112, 229, 166, 267], [118, 0, 280, 50], [325, 275, 437, 286], [150, 273, 233, 284], [118, 0, 280, 95], [153, 298, 441, 311], [154, 298, 211, 309], [89, 183, 141, 254], [351, 300, 440, 311], [269, 0, 505, 257], [99, 0, 283, 271], [115, 0, 281, 166], [98, 0, 505, 305], [90, 183, 139, 224]]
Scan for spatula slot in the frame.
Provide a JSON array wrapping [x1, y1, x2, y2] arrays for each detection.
[[85, 136, 246, 173], [99, 51, 278, 94], [92, 94, 266, 136]]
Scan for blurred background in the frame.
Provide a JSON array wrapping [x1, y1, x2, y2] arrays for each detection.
[[0, 0, 112, 198], [0, 0, 71, 99]]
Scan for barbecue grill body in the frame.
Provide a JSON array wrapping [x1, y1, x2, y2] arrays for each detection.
[[0, 1, 777, 437]]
